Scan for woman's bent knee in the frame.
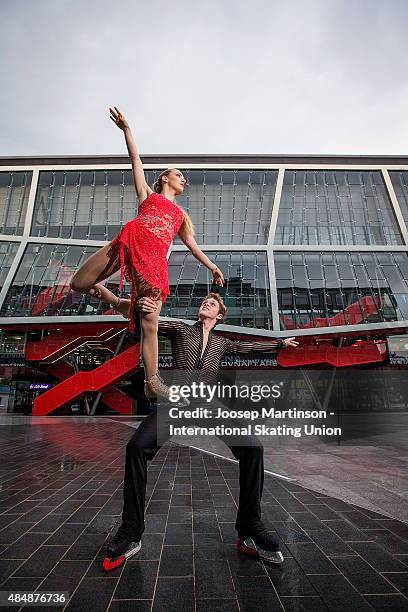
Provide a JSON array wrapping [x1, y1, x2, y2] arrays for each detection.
[[69, 276, 91, 293]]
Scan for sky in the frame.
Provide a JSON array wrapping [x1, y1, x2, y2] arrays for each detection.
[[1, 0, 408, 157]]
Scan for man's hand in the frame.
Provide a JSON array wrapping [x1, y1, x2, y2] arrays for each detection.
[[89, 284, 103, 299], [136, 296, 159, 314], [89, 283, 112, 302], [283, 337, 299, 348]]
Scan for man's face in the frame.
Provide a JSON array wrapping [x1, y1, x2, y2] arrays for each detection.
[[199, 297, 222, 322]]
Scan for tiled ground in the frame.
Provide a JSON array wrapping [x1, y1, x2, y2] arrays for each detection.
[[0, 418, 407, 611], [181, 420, 408, 522]]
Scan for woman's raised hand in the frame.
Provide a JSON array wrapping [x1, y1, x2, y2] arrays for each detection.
[[212, 266, 224, 287], [109, 106, 130, 131]]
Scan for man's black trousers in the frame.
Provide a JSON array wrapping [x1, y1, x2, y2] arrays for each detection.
[[118, 408, 265, 540]]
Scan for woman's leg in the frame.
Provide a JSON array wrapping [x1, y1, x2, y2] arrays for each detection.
[[131, 272, 162, 380], [69, 243, 122, 294], [115, 268, 186, 404], [139, 302, 162, 379]]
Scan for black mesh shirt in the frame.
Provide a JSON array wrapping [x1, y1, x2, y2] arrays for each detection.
[[157, 319, 285, 373]]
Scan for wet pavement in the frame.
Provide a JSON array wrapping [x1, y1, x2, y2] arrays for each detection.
[[0, 417, 407, 611]]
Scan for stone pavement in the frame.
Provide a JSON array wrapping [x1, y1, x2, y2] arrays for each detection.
[[0, 418, 407, 611]]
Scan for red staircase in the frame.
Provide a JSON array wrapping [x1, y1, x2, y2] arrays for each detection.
[[42, 361, 134, 415], [33, 343, 140, 416], [280, 295, 381, 330]]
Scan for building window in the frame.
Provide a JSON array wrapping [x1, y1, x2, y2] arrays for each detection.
[[31, 170, 137, 240], [173, 169, 277, 244], [0, 243, 130, 318], [389, 171, 408, 231], [275, 252, 408, 329], [163, 251, 272, 329], [0, 172, 32, 236], [0, 242, 20, 296], [276, 170, 402, 246]]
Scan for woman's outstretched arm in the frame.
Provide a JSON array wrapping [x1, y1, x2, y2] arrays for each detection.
[[178, 232, 224, 287], [109, 106, 152, 202]]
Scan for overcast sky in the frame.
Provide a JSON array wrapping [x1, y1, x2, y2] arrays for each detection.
[[1, 0, 407, 156]]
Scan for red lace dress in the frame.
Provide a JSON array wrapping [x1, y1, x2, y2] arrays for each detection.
[[107, 192, 184, 334]]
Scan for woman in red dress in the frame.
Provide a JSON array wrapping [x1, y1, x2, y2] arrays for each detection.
[[70, 107, 224, 401]]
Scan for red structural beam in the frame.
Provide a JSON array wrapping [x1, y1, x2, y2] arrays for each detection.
[[42, 362, 134, 416], [25, 324, 125, 362], [33, 343, 140, 416], [277, 339, 387, 367]]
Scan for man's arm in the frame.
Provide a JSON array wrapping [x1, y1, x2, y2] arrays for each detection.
[[225, 336, 298, 355]]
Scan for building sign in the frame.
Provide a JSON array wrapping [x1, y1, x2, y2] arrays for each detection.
[[221, 355, 278, 368], [29, 383, 51, 390], [158, 353, 278, 369]]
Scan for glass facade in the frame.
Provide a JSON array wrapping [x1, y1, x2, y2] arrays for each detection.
[[275, 252, 408, 329], [389, 171, 408, 229], [0, 160, 407, 335], [31, 169, 277, 245], [174, 169, 277, 244], [162, 251, 271, 329], [0, 242, 20, 291], [276, 170, 402, 245], [0, 172, 32, 235], [0, 243, 130, 318], [32, 170, 138, 241]]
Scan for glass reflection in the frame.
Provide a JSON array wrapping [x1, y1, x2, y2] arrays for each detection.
[[275, 252, 408, 330], [31, 169, 277, 245], [175, 169, 277, 244], [389, 171, 408, 231], [0, 242, 20, 291], [0, 172, 32, 235], [162, 251, 272, 329], [277, 170, 402, 245], [32, 170, 138, 241], [0, 243, 131, 318]]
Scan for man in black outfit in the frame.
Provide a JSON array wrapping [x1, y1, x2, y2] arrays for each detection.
[[103, 293, 298, 569]]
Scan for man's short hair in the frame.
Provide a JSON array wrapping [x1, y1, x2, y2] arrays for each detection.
[[201, 293, 227, 324]]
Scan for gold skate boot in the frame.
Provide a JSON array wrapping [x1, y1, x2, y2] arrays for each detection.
[[144, 372, 189, 407]]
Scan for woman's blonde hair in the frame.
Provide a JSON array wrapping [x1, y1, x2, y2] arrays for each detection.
[[152, 168, 195, 239]]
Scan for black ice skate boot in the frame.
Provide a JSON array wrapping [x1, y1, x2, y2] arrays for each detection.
[[103, 533, 142, 571], [236, 523, 284, 565]]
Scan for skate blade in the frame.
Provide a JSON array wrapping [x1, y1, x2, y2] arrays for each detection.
[[102, 555, 125, 571], [102, 541, 141, 571], [236, 538, 284, 565]]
